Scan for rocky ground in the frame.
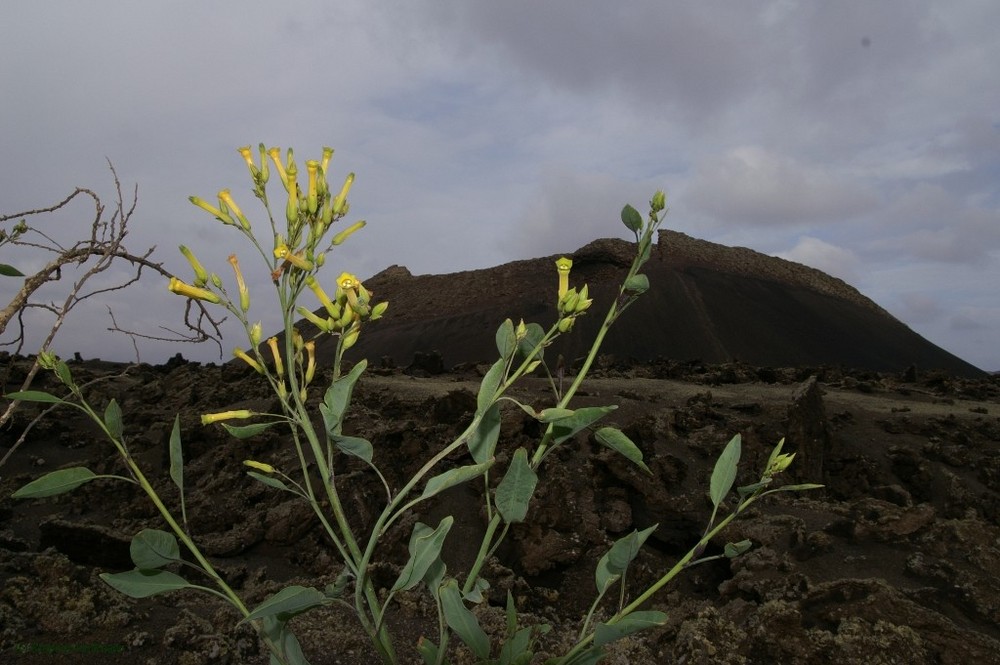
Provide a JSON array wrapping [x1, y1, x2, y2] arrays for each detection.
[[1, 354, 999, 664]]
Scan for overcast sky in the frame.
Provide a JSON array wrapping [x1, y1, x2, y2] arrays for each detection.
[[2, 1, 998, 371]]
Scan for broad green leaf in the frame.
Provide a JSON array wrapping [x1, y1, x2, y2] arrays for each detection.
[[623, 273, 649, 294], [420, 460, 494, 501], [595, 524, 657, 594], [495, 448, 538, 523], [4, 390, 64, 404], [104, 399, 123, 440], [620, 204, 642, 233], [468, 403, 501, 464], [710, 434, 741, 509], [594, 610, 667, 647], [516, 322, 546, 362], [130, 529, 182, 569], [241, 585, 326, 623], [221, 421, 279, 439], [463, 577, 490, 603], [247, 471, 295, 494], [100, 569, 192, 598], [496, 319, 516, 361], [333, 434, 373, 463], [477, 359, 505, 413], [439, 579, 489, 659], [0, 263, 25, 277], [12, 467, 97, 498], [594, 427, 651, 474], [724, 540, 753, 558], [321, 359, 367, 434], [551, 406, 616, 445], [392, 517, 454, 593], [262, 617, 310, 665]]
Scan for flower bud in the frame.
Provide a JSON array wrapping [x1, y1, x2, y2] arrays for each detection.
[[268, 147, 288, 190], [330, 220, 366, 246], [304, 340, 317, 385], [370, 301, 389, 321], [297, 306, 334, 333], [201, 409, 255, 425], [332, 173, 354, 217], [233, 347, 265, 374], [189, 196, 235, 225], [558, 317, 575, 333], [243, 460, 275, 474], [228, 254, 250, 313], [650, 190, 666, 213], [219, 190, 251, 231], [266, 336, 284, 378], [258, 143, 270, 183], [306, 160, 320, 214], [179, 245, 209, 286], [249, 321, 263, 347]]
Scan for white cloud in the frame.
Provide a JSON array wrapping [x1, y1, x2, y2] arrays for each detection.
[[775, 237, 862, 283]]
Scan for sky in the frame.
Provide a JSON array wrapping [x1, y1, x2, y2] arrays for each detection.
[[2, 1, 998, 371]]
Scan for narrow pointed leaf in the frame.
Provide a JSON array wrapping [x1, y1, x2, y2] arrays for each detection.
[[420, 460, 494, 501], [130, 529, 182, 569], [0, 264, 25, 277], [477, 359, 505, 413], [4, 390, 64, 404], [12, 467, 98, 498], [321, 359, 367, 434], [392, 517, 453, 593], [710, 434, 741, 508], [100, 569, 193, 598], [551, 406, 616, 445], [595, 427, 650, 474], [596, 524, 658, 594], [168, 415, 184, 497], [495, 448, 537, 523], [439, 579, 490, 659], [247, 471, 295, 494], [221, 421, 278, 439], [241, 585, 326, 623], [594, 610, 667, 647]]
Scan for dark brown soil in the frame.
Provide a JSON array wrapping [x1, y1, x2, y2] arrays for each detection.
[[2, 354, 999, 664]]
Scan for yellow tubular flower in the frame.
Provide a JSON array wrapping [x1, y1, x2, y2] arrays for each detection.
[[306, 160, 319, 214], [268, 147, 288, 189], [201, 409, 255, 425], [179, 245, 209, 286], [219, 190, 251, 231], [266, 336, 284, 378], [237, 146, 257, 178], [168, 277, 222, 304], [233, 347, 264, 374], [296, 306, 334, 333], [305, 276, 339, 318], [243, 460, 275, 474], [556, 257, 573, 300], [285, 163, 299, 226], [330, 220, 366, 246], [304, 340, 316, 384], [332, 173, 354, 216], [336, 272, 365, 314], [189, 196, 235, 225], [320, 147, 334, 177], [228, 254, 250, 313]]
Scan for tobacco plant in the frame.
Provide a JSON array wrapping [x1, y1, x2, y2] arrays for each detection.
[[8, 145, 820, 664]]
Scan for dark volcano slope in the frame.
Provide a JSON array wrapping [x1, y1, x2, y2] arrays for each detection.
[[336, 231, 983, 377]]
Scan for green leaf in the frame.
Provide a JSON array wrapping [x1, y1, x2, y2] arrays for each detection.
[[724, 540, 753, 558], [477, 359, 505, 413], [4, 390, 64, 404], [100, 569, 193, 598], [496, 319, 517, 361], [594, 427, 651, 474], [320, 359, 367, 434], [710, 434, 741, 509], [538, 407, 575, 422], [221, 421, 279, 439], [241, 585, 326, 624], [621, 204, 643, 233], [464, 577, 490, 603], [104, 399, 123, 440], [168, 416, 185, 520], [552, 648, 605, 665], [12, 467, 98, 498], [495, 448, 538, 523], [468, 403, 501, 464], [420, 460, 494, 501], [130, 529, 182, 569], [595, 524, 658, 594], [551, 406, 616, 445], [392, 517, 454, 593], [54, 360, 74, 387], [439, 579, 490, 659], [759, 483, 824, 498], [594, 610, 667, 647], [516, 322, 546, 362], [263, 616, 310, 665], [333, 434, 373, 463], [623, 273, 649, 294], [0, 263, 25, 277], [247, 471, 296, 494], [416, 637, 443, 665], [498, 627, 535, 665]]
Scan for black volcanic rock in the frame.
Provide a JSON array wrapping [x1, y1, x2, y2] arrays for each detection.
[[332, 231, 984, 378]]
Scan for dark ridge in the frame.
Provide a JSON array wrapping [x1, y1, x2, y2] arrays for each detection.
[[320, 231, 984, 378]]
